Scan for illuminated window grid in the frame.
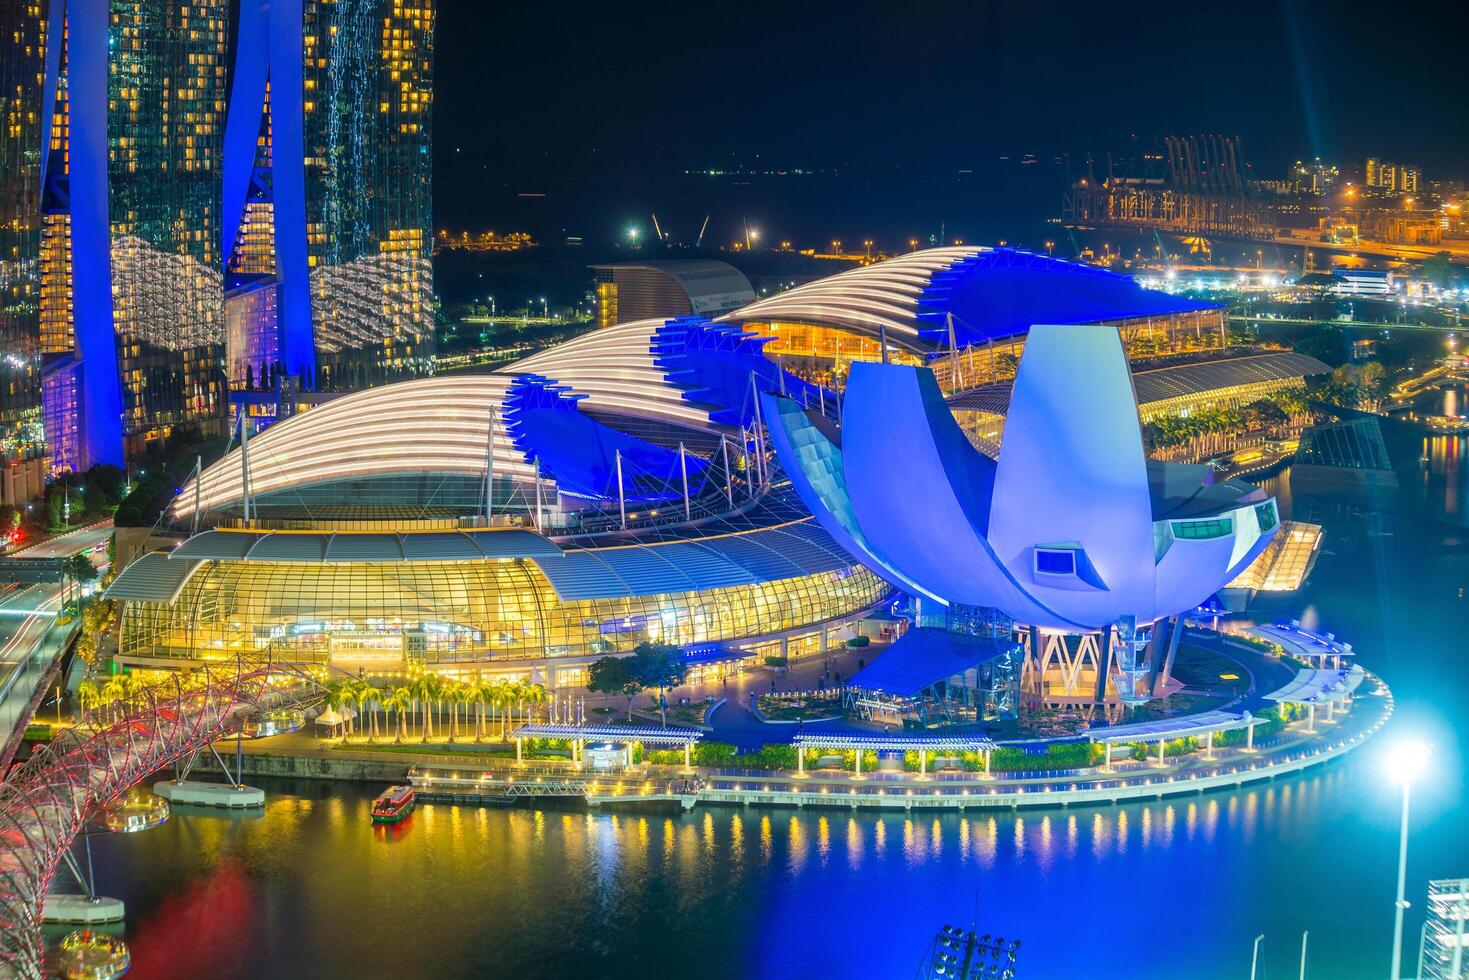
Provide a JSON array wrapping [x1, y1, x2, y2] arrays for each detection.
[[1227, 520, 1321, 592], [1138, 377, 1308, 424], [38, 213, 74, 354], [120, 559, 889, 669]]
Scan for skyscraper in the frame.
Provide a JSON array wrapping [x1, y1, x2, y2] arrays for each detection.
[[225, 0, 434, 420], [22, 0, 434, 471], [0, 1, 47, 502], [38, 0, 126, 471], [38, 0, 230, 472], [107, 0, 230, 457]]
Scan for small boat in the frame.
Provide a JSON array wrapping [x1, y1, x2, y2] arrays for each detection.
[[371, 785, 415, 824]]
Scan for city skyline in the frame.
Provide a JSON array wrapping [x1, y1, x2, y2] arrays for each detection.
[[434, 0, 1469, 205], [0, 6, 1466, 979]]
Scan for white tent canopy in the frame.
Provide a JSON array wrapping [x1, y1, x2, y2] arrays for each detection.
[[314, 705, 357, 727]]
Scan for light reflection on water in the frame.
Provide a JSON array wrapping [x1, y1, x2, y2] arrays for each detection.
[[86, 435, 1469, 980], [93, 765, 1383, 980]]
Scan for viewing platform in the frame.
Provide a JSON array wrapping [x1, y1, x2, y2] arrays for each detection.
[[378, 665, 1391, 814]]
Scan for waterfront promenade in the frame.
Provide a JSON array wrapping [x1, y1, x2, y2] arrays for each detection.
[[210, 662, 1391, 813]]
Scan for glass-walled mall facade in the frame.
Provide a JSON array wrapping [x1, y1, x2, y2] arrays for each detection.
[[117, 558, 888, 687]]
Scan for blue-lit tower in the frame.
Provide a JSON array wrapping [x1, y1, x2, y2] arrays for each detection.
[[222, 0, 315, 386], [39, 0, 123, 469]]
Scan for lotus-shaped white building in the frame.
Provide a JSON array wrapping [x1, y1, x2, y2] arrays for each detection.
[[763, 323, 1280, 703]]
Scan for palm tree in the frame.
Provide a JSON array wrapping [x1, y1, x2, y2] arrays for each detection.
[[492, 679, 513, 741], [472, 675, 494, 743], [523, 683, 549, 724], [445, 681, 466, 743], [349, 679, 377, 743], [407, 674, 434, 742], [384, 688, 410, 744], [76, 680, 101, 725], [425, 673, 446, 740], [322, 680, 349, 740], [501, 679, 524, 732], [101, 677, 126, 724]]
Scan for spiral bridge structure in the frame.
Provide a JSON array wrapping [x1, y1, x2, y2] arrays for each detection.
[[0, 655, 325, 979]]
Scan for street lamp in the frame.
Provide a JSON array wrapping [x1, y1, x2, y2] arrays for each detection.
[[1386, 739, 1431, 980]]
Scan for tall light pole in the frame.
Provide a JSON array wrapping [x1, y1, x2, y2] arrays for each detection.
[[1387, 740, 1430, 980]]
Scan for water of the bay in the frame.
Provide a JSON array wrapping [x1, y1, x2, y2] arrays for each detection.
[[83, 425, 1469, 979]]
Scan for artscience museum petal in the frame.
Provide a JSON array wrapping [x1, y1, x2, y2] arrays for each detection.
[[763, 323, 1279, 634]]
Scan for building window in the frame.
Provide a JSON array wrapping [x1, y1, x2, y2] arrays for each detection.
[[1172, 518, 1234, 540], [1034, 548, 1076, 575]]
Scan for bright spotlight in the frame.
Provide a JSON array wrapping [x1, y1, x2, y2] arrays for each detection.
[[1383, 739, 1431, 784]]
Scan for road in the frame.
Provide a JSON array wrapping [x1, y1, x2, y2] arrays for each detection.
[[10, 522, 113, 560], [0, 523, 113, 750]]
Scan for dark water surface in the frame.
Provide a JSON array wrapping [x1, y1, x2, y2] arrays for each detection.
[[86, 437, 1469, 980]]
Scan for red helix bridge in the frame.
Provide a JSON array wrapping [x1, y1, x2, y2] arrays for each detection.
[[0, 654, 325, 979]]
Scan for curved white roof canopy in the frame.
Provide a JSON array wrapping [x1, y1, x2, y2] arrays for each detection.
[[175, 322, 729, 520], [500, 318, 716, 427], [721, 246, 979, 350], [177, 375, 531, 518]]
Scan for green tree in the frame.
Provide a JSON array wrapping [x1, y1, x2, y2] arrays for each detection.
[[65, 553, 97, 584], [587, 656, 640, 720], [629, 641, 687, 727], [1421, 250, 1454, 289], [0, 504, 19, 545]]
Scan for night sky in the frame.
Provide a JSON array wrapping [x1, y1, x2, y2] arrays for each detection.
[[433, 0, 1469, 237]]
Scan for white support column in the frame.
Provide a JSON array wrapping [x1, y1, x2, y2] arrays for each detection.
[[1099, 742, 1112, 773], [684, 741, 692, 770], [797, 747, 805, 775], [616, 450, 627, 529], [533, 457, 544, 530], [1246, 722, 1256, 752], [1307, 704, 1316, 733], [1204, 730, 1214, 761], [624, 742, 633, 769], [919, 749, 927, 775], [720, 436, 734, 510], [239, 410, 253, 526], [854, 748, 862, 777], [983, 748, 991, 778], [515, 737, 523, 762], [484, 409, 496, 524], [1325, 699, 1335, 722], [679, 442, 690, 522], [1156, 739, 1166, 768]]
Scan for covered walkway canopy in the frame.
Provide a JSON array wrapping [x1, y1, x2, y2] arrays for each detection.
[[1247, 622, 1355, 665], [511, 722, 702, 767], [1086, 710, 1254, 744], [791, 732, 996, 775], [1086, 710, 1256, 769], [1263, 665, 1365, 706], [847, 629, 1016, 697], [103, 552, 203, 603]]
